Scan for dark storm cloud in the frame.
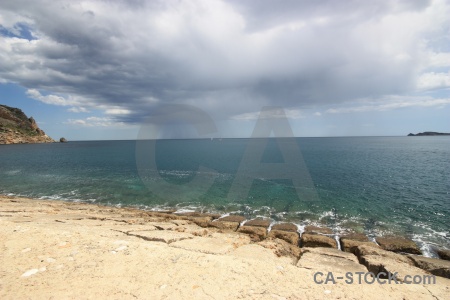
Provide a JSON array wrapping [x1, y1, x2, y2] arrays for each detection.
[[0, 0, 448, 125]]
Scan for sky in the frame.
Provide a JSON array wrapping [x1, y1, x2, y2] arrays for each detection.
[[0, 0, 449, 140]]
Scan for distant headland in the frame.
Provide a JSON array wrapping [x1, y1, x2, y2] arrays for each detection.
[[0, 104, 55, 144], [408, 131, 450, 136]]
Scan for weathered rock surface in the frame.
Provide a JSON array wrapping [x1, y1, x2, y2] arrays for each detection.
[[298, 247, 367, 273], [59, 137, 67, 143], [355, 244, 412, 264], [354, 245, 435, 282], [271, 223, 298, 232], [175, 212, 221, 228], [437, 249, 450, 261], [126, 230, 194, 244], [176, 212, 221, 219], [408, 255, 450, 278], [219, 215, 246, 223], [244, 218, 271, 228], [375, 236, 421, 254], [170, 237, 237, 254], [304, 225, 333, 235], [2, 196, 450, 300], [340, 233, 379, 254], [301, 233, 337, 248], [341, 239, 379, 254], [268, 230, 299, 246], [208, 220, 240, 231], [341, 233, 369, 242], [0, 104, 55, 144], [258, 239, 301, 261], [237, 226, 267, 241]]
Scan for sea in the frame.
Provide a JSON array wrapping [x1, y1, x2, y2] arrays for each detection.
[[1, 137, 449, 256]]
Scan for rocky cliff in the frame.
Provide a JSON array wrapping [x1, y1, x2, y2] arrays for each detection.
[[0, 104, 55, 144]]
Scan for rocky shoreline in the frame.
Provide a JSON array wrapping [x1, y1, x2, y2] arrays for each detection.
[[1, 195, 449, 299], [0, 104, 55, 144]]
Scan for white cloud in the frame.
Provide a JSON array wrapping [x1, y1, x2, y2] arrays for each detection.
[[67, 107, 88, 113], [0, 0, 449, 124], [326, 97, 450, 114], [105, 108, 131, 115], [417, 72, 450, 90], [26, 89, 75, 106], [231, 108, 304, 120], [66, 117, 126, 127]]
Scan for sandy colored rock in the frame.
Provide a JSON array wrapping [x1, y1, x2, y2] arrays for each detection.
[[258, 239, 301, 262], [175, 212, 221, 220], [355, 244, 412, 264], [126, 230, 194, 244], [301, 233, 337, 248], [341, 233, 369, 242], [243, 218, 271, 228], [298, 247, 367, 274], [170, 237, 237, 254], [340, 239, 380, 254], [237, 225, 267, 241], [189, 217, 213, 228], [208, 220, 240, 231], [354, 245, 435, 283], [268, 230, 299, 246], [230, 244, 292, 264], [219, 215, 246, 223], [437, 249, 450, 261], [271, 222, 298, 232], [304, 225, 333, 235], [408, 254, 450, 278], [340, 234, 379, 254], [375, 236, 421, 255], [1, 196, 450, 300]]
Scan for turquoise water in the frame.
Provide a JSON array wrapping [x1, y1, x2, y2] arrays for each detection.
[[0, 137, 449, 254]]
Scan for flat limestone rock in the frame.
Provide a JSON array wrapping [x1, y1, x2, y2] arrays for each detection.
[[355, 244, 412, 265], [301, 233, 336, 248], [408, 255, 450, 278], [237, 226, 267, 241], [301, 247, 360, 263], [268, 230, 299, 246], [375, 236, 421, 255], [341, 233, 369, 242], [175, 212, 221, 220], [354, 244, 430, 283], [208, 220, 240, 231], [190, 217, 213, 228], [219, 215, 246, 223], [244, 218, 271, 228], [304, 225, 333, 235], [297, 247, 367, 274], [340, 238, 379, 254], [258, 239, 301, 261], [437, 249, 450, 261], [271, 223, 298, 232], [147, 222, 178, 231], [359, 255, 430, 282], [169, 237, 235, 255], [127, 230, 194, 244], [230, 244, 283, 262]]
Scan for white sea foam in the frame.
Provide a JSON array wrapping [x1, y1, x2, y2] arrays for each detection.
[[174, 208, 196, 214], [5, 169, 21, 175]]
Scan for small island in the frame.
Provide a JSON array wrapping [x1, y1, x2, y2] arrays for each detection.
[[408, 131, 450, 136]]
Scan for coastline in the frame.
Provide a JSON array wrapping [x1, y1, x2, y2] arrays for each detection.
[[1, 195, 449, 299]]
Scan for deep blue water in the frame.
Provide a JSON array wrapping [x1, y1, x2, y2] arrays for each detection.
[[1, 137, 449, 254]]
